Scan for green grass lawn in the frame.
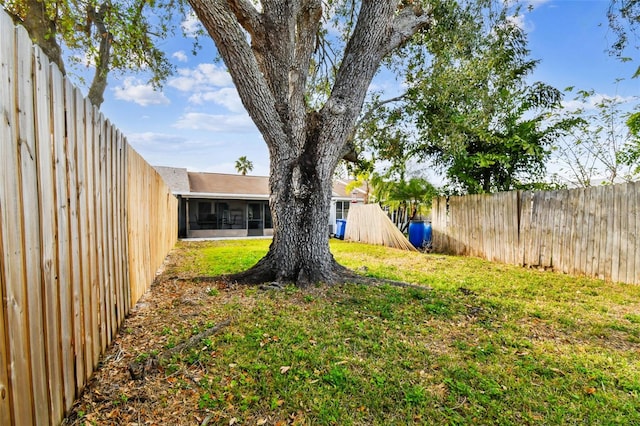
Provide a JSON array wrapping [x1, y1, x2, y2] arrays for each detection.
[[82, 239, 640, 425]]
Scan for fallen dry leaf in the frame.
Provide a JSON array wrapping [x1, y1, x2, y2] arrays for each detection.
[[280, 365, 291, 374]]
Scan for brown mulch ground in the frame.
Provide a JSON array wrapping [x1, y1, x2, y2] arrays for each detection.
[[62, 270, 237, 426]]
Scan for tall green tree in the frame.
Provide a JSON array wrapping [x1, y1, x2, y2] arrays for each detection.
[[357, 4, 574, 194], [1, 0, 179, 106], [186, 0, 435, 286], [235, 156, 254, 175]]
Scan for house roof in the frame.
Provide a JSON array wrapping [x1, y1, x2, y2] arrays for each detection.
[[188, 172, 270, 199], [154, 166, 190, 194], [333, 179, 367, 200], [155, 167, 366, 201]]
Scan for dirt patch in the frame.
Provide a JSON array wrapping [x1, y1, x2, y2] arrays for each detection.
[[63, 274, 233, 426]]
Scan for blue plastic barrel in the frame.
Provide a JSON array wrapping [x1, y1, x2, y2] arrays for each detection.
[[335, 219, 347, 239], [408, 220, 425, 248], [424, 222, 432, 247]]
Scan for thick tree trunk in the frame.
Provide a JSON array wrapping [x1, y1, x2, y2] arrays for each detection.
[[189, 0, 432, 287], [232, 174, 347, 287], [231, 120, 349, 287]]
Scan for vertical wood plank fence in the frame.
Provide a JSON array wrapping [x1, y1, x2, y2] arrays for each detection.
[[0, 11, 177, 425], [432, 182, 639, 285]]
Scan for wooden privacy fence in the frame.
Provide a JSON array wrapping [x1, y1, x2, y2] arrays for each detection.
[[0, 10, 177, 426], [431, 182, 640, 285]]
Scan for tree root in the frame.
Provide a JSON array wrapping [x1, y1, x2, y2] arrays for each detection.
[[200, 265, 431, 293], [335, 269, 432, 292], [128, 318, 231, 381]]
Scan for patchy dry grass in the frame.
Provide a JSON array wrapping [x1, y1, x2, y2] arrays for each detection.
[[65, 239, 640, 425]]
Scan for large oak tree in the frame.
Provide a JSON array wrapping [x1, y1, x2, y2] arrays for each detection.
[[187, 0, 432, 286]]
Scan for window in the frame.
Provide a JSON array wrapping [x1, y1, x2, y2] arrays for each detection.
[[198, 201, 211, 217], [194, 201, 229, 229], [336, 201, 350, 220]]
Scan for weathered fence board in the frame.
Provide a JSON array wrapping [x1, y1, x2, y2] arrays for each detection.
[[115, 130, 125, 326], [52, 62, 76, 414], [0, 10, 178, 425], [1, 19, 34, 426], [626, 182, 637, 284], [627, 182, 640, 283], [432, 181, 640, 285], [105, 118, 115, 338], [584, 187, 596, 277], [612, 185, 623, 282], [17, 25, 51, 425], [76, 88, 93, 383], [94, 113, 108, 354], [35, 47, 66, 424], [85, 102, 100, 371], [0, 13, 15, 423], [0, 271, 10, 426], [636, 181, 640, 284]]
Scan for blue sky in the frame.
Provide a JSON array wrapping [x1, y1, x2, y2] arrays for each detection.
[[94, 0, 639, 178]]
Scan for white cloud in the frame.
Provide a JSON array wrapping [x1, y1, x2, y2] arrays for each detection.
[[167, 64, 245, 112], [127, 131, 226, 153], [502, 0, 554, 33], [174, 112, 256, 133], [126, 132, 245, 171], [127, 132, 188, 148], [561, 93, 637, 112], [188, 87, 245, 112], [113, 78, 170, 106], [168, 63, 233, 92], [561, 99, 590, 112], [181, 11, 203, 37], [506, 14, 526, 31], [125, 130, 269, 174], [172, 51, 188, 63]]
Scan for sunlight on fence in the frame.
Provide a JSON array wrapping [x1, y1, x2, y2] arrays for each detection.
[[432, 183, 639, 285], [0, 10, 177, 425]]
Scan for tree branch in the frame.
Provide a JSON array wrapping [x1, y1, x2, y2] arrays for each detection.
[[227, 0, 262, 36], [188, 0, 286, 145], [128, 318, 232, 380], [339, 94, 408, 164], [320, 1, 400, 156], [356, 93, 407, 128], [383, 6, 433, 57], [289, 0, 322, 142], [292, 0, 322, 97], [87, 3, 113, 107]]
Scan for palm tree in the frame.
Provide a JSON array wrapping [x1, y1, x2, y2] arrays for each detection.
[[370, 175, 438, 232], [235, 156, 254, 175]]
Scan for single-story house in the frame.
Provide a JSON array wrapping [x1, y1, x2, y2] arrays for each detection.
[[155, 167, 366, 239]]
